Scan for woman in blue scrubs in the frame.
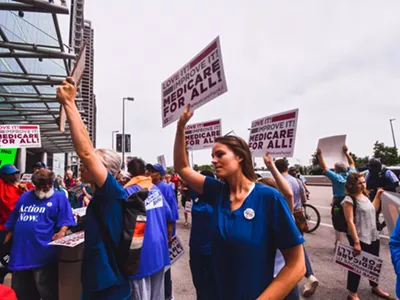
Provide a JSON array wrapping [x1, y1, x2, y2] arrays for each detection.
[[57, 77, 131, 300], [174, 106, 306, 300]]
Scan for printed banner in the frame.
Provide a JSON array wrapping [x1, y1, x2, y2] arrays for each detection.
[[157, 155, 167, 169], [0, 148, 17, 167], [381, 192, 400, 236], [20, 173, 33, 182], [0, 125, 41, 148], [185, 200, 193, 213], [49, 231, 85, 248], [169, 235, 185, 265], [162, 36, 228, 127], [248, 109, 299, 158], [317, 135, 347, 168], [185, 119, 221, 151], [335, 242, 383, 284]]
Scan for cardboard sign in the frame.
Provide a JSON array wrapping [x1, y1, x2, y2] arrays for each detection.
[[185, 119, 221, 151], [317, 135, 347, 168], [381, 191, 400, 236], [59, 43, 87, 132], [184, 200, 193, 213], [335, 242, 383, 284], [0, 148, 17, 167], [157, 155, 167, 169], [20, 173, 33, 182], [0, 125, 41, 148], [162, 36, 228, 127], [49, 231, 85, 248], [169, 235, 184, 265], [248, 109, 299, 158]]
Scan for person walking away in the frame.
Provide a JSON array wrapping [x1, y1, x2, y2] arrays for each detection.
[[125, 157, 173, 300], [180, 180, 190, 226], [342, 172, 394, 300], [173, 105, 305, 300], [170, 173, 181, 204], [57, 77, 132, 299], [365, 158, 399, 231], [289, 167, 310, 197], [275, 159, 319, 297], [146, 163, 179, 300], [317, 146, 356, 246], [390, 216, 400, 299], [188, 170, 218, 300], [4, 169, 75, 300], [0, 164, 33, 283]]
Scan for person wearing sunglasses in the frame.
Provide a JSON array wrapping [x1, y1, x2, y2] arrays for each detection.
[[173, 105, 305, 300]]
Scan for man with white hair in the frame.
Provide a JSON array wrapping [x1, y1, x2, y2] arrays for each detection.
[[4, 169, 75, 300], [317, 145, 356, 245]]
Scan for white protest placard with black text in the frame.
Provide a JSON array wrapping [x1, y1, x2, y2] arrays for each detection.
[[248, 109, 298, 158], [0, 125, 41, 148], [334, 242, 383, 284], [162, 36, 228, 127], [157, 155, 167, 169], [185, 119, 221, 151]]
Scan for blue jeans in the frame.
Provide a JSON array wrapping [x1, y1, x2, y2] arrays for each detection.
[[285, 285, 300, 300], [189, 250, 218, 300], [304, 247, 314, 278]]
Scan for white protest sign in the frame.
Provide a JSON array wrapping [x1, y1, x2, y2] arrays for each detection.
[[335, 242, 383, 284], [381, 192, 400, 236], [49, 231, 85, 248], [0, 125, 41, 148], [185, 119, 221, 151], [162, 36, 228, 128], [157, 155, 167, 169], [20, 173, 33, 182], [169, 235, 185, 265], [184, 200, 193, 213], [248, 109, 299, 158], [317, 135, 347, 168], [72, 207, 87, 217]]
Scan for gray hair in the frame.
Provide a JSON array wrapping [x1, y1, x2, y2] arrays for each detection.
[[95, 149, 122, 178], [334, 162, 347, 174]]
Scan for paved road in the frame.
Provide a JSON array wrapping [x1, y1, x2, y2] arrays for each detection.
[[172, 185, 397, 300]]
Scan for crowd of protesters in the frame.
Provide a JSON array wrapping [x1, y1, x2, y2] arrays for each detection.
[[0, 76, 399, 300]]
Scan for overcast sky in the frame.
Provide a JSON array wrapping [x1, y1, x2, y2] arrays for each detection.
[[71, 1, 400, 167]]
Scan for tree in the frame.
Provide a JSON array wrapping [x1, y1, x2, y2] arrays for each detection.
[[194, 164, 215, 173], [373, 141, 400, 166], [349, 152, 369, 170]]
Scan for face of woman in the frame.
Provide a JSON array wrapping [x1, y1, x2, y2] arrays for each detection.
[[357, 176, 366, 193], [211, 142, 242, 179]]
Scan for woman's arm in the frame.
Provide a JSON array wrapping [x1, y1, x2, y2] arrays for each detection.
[[257, 245, 305, 299], [173, 105, 205, 194], [56, 77, 108, 188], [343, 201, 361, 254], [372, 188, 383, 212], [263, 153, 294, 212]]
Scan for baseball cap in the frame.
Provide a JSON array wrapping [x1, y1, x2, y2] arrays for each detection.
[[0, 164, 19, 175], [33, 162, 46, 169], [289, 166, 297, 172], [146, 163, 166, 176]]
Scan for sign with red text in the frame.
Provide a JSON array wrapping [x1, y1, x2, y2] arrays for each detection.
[[0, 125, 41, 148], [169, 236, 184, 265], [185, 119, 221, 151], [335, 242, 382, 284], [248, 109, 299, 158], [49, 231, 85, 248], [157, 155, 167, 169], [162, 36, 228, 127]]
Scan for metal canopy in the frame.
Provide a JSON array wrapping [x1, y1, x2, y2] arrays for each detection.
[[0, 2, 75, 153]]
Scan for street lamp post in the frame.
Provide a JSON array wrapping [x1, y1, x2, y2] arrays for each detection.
[[122, 97, 134, 169], [111, 130, 119, 151], [390, 118, 397, 149]]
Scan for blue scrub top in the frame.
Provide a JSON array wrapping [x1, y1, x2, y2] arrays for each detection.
[[203, 177, 305, 299]]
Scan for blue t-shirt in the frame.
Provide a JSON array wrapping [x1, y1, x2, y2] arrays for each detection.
[[326, 168, 357, 197], [390, 216, 400, 299], [189, 189, 213, 255], [5, 190, 75, 271], [203, 177, 304, 300], [156, 181, 179, 236], [81, 173, 130, 299], [126, 184, 172, 279]]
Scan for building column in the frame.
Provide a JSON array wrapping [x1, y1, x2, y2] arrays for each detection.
[[42, 152, 48, 165], [17, 148, 26, 174]]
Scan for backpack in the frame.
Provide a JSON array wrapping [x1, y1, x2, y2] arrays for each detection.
[[93, 189, 148, 278], [331, 196, 357, 233]]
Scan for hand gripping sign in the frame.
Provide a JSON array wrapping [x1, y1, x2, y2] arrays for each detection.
[[161, 36, 228, 127], [185, 119, 222, 151], [248, 109, 299, 158]]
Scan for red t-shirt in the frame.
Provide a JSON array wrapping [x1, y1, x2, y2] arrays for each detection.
[[0, 284, 17, 300], [0, 179, 33, 231], [170, 176, 181, 189]]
